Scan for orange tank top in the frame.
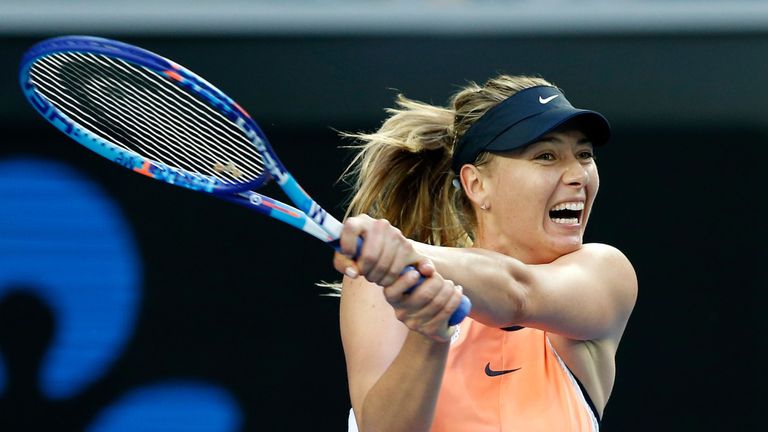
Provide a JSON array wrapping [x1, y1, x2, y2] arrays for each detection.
[[431, 318, 600, 432]]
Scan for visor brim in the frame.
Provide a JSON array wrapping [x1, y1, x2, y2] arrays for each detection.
[[485, 108, 611, 152]]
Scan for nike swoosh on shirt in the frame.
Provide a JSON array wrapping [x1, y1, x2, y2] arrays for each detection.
[[484, 362, 521, 377], [539, 95, 559, 104]]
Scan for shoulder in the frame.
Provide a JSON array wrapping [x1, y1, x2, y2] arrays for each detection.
[[547, 243, 638, 333], [566, 242, 632, 265], [579, 243, 637, 290], [576, 243, 638, 332], [557, 243, 637, 289]]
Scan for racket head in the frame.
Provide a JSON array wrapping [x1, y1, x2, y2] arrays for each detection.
[[19, 35, 280, 194]]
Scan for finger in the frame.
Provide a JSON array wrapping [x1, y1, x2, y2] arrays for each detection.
[[415, 259, 436, 277], [431, 286, 464, 330], [333, 252, 359, 279], [396, 280, 461, 342], [384, 235, 414, 284], [382, 269, 422, 305], [339, 214, 372, 257], [408, 278, 455, 321], [356, 218, 389, 276], [400, 274, 446, 312], [378, 227, 413, 287], [365, 235, 403, 286], [388, 273, 444, 324], [417, 284, 463, 341]]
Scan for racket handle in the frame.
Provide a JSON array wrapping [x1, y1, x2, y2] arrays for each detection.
[[397, 263, 470, 326], [337, 237, 470, 325]]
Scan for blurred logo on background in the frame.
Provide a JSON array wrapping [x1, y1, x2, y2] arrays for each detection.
[[0, 157, 242, 431]]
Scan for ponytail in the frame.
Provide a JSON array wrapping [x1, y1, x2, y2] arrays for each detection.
[[342, 95, 471, 247]]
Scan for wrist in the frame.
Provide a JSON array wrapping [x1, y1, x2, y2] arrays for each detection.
[[409, 324, 456, 345]]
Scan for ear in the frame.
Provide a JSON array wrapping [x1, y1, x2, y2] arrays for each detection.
[[459, 163, 490, 208]]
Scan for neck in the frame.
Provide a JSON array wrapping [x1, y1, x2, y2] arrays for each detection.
[[473, 220, 558, 265]]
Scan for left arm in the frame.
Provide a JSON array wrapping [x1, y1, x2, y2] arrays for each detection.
[[414, 242, 637, 342], [332, 214, 636, 341]]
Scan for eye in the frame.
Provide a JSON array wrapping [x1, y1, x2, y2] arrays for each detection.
[[577, 150, 595, 161], [534, 152, 556, 161]]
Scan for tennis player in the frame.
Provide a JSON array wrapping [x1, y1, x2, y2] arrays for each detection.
[[334, 75, 637, 431]]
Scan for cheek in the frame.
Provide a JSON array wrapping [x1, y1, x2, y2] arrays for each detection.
[[588, 166, 600, 196], [491, 171, 553, 218], [584, 166, 600, 221]]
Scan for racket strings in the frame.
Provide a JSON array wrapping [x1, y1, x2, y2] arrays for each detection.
[[43, 52, 265, 183], [29, 52, 265, 185], [38, 57, 201, 169], [60, 54, 243, 175], [35, 54, 232, 177], [38, 52, 265, 183], [95, 54, 256, 170]]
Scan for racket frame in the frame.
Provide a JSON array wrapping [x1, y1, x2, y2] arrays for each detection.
[[20, 35, 470, 324], [19, 35, 336, 243]]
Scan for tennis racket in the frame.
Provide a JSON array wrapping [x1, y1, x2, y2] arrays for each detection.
[[19, 35, 470, 325]]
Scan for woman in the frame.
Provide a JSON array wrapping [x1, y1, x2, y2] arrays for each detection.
[[333, 75, 637, 431]]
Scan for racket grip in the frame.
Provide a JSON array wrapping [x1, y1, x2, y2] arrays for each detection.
[[347, 237, 470, 325], [400, 264, 471, 326]]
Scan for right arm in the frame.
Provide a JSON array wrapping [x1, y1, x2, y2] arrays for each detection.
[[341, 275, 450, 432], [337, 217, 463, 432]]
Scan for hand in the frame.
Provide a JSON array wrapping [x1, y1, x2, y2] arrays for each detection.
[[333, 214, 427, 288], [333, 214, 464, 341], [384, 266, 464, 342]]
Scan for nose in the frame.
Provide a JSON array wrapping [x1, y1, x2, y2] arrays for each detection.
[[562, 159, 589, 187]]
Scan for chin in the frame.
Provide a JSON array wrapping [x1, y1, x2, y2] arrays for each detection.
[[539, 235, 583, 262]]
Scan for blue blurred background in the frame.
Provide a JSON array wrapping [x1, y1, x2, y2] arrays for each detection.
[[0, 1, 766, 430]]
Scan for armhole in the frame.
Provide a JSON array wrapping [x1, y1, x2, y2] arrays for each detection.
[[546, 337, 602, 431], [569, 371, 602, 426], [348, 408, 359, 432]]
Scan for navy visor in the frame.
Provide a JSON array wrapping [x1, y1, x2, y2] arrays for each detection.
[[451, 85, 610, 173]]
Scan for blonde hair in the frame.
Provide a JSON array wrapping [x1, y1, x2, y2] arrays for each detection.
[[342, 74, 554, 245]]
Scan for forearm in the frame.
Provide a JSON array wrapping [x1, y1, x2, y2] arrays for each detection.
[[413, 243, 529, 328], [358, 331, 450, 432]]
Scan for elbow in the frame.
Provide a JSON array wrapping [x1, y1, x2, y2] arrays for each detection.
[[488, 262, 531, 328], [458, 251, 532, 329], [501, 281, 529, 327], [502, 263, 531, 327], [482, 287, 528, 329]]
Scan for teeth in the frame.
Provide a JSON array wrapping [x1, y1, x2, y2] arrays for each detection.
[[550, 201, 584, 211], [552, 218, 579, 225]]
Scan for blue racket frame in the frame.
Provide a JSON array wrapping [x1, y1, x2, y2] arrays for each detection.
[[19, 35, 336, 243], [19, 35, 470, 325]]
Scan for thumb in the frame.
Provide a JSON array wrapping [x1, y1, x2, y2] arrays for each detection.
[[415, 258, 436, 277]]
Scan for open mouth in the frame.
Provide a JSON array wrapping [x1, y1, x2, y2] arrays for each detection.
[[549, 201, 584, 225]]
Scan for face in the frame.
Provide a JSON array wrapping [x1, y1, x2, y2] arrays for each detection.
[[470, 129, 599, 263]]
